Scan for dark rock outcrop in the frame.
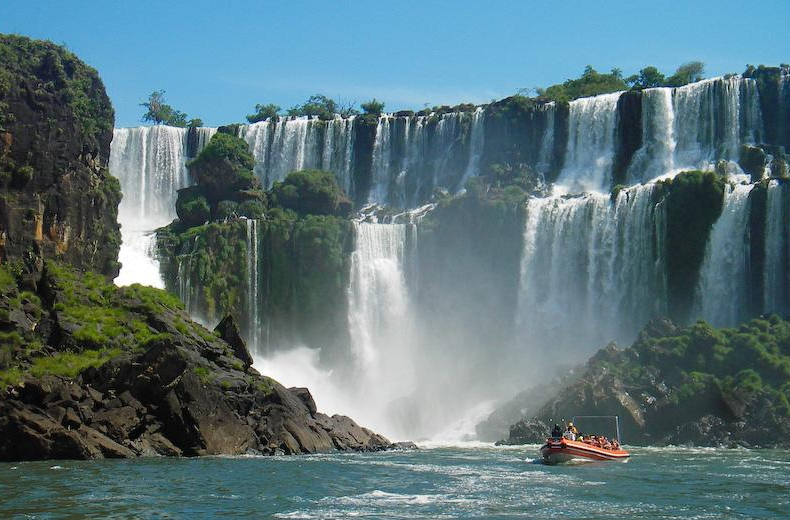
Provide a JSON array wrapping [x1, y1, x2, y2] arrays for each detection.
[[501, 317, 790, 448], [0, 34, 120, 278], [214, 315, 254, 369]]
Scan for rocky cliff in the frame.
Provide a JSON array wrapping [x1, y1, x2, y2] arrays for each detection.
[[0, 34, 121, 278], [0, 262, 392, 460], [501, 316, 790, 448]]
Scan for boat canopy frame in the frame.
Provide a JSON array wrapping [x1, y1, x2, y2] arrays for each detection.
[[571, 415, 622, 444]]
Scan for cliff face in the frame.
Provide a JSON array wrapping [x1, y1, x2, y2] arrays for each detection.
[[0, 35, 120, 278]]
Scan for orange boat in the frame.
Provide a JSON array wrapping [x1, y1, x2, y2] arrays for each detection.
[[540, 437, 630, 464], [539, 415, 630, 464]]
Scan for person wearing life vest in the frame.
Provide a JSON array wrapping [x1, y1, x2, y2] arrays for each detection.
[[563, 422, 578, 441], [551, 424, 562, 438]]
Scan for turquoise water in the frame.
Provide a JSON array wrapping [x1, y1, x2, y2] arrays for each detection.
[[2, 444, 789, 519]]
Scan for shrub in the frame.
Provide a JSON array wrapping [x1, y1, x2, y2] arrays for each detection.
[[271, 169, 352, 216], [175, 186, 210, 227], [361, 98, 385, 115], [246, 103, 280, 123]]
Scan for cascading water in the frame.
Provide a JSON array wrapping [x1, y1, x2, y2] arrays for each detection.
[[517, 184, 665, 360], [111, 73, 790, 441], [629, 76, 763, 184], [262, 222, 419, 438], [369, 110, 483, 207], [694, 183, 754, 327], [626, 87, 676, 183], [555, 92, 622, 193], [764, 180, 789, 316], [111, 126, 191, 287], [240, 116, 355, 192], [459, 108, 486, 188], [536, 102, 556, 177], [246, 219, 261, 348]]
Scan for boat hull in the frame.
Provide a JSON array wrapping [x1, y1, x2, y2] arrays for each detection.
[[540, 438, 630, 464]]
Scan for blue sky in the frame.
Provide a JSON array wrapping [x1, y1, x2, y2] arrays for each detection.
[[2, 1, 788, 127]]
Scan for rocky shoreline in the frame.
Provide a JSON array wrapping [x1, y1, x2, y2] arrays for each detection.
[[0, 262, 407, 461]]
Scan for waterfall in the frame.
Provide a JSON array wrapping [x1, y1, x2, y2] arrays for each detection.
[[111, 126, 190, 287], [626, 88, 676, 183], [348, 222, 412, 366], [556, 92, 622, 193], [764, 180, 789, 315], [460, 108, 486, 188], [342, 222, 416, 436], [240, 116, 354, 191], [369, 110, 483, 206], [536, 102, 556, 177], [694, 183, 754, 326], [246, 219, 261, 349], [629, 76, 763, 184], [370, 116, 394, 204], [517, 184, 665, 360]]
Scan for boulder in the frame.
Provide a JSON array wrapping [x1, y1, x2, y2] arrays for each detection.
[[214, 315, 254, 369]]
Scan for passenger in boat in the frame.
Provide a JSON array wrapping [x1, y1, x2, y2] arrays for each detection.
[[563, 423, 577, 441], [551, 424, 562, 438], [611, 439, 620, 450]]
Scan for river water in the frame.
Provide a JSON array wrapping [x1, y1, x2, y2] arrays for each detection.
[[2, 444, 788, 519]]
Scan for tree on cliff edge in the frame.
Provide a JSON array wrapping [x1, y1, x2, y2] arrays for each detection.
[[141, 90, 189, 127]]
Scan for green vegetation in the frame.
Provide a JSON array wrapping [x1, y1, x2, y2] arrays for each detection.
[[658, 171, 726, 321], [361, 99, 385, 115], [536, 62, 706, 103], [246, 103, 281, 123], [538, 66, 629, 102], [0, 259, 204, 389], [140, 90, 197, 127], [271, 169, 352, 217], [287, 94, 343, 120], [175, 132, 264, 223], [158, 167, 356, 349], [625, 316, 790, 418], [0, 34, 113, 145]]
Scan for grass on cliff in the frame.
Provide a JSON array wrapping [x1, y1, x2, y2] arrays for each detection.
[[0, 261, 201, 389]]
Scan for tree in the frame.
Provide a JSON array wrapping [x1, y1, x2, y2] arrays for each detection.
[[666, 61, 705, 87], [540, 66, 628, 102], [246, 103, 281, 123], [360, 98, 385, 115], [336, 98, 359, 118], [140, 90, 189, 127], [634, 66, 666, 88], [188, 118, 203, 128], [140, 90, 168, 125], [287, 94, 338, 120]]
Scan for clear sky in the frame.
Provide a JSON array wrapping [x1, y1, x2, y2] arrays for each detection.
[[2, 0, 788, 128]]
